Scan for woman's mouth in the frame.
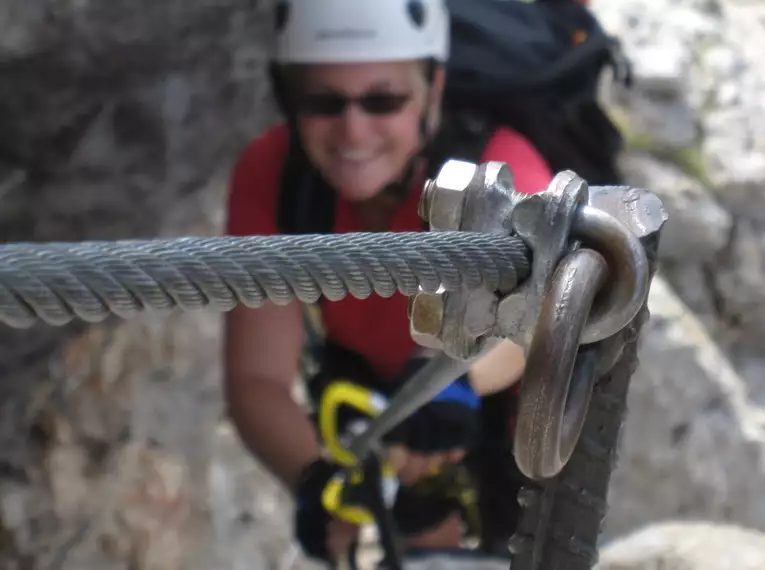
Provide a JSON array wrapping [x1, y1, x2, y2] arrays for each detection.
[[334, 148, 381, 165]]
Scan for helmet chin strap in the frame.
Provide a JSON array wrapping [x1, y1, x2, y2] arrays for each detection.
[[378, 115, 431, 201], [380, 60, 439, 201]]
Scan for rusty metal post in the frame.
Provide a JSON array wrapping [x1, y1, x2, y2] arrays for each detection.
[[509, 183, 666, 570]]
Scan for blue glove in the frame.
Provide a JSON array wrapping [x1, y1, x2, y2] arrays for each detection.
[[383, 374, 481, 453]]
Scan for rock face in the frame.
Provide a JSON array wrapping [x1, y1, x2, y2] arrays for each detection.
[[591, 0, 765, 355], [0, 1, 299, 569], [596, 522, 765, 570], [601, 278, 765, 542], [589, 0, 765, 553]]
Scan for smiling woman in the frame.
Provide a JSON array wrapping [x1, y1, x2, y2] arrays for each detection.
[[289, 60, 438, 201], [223, 0, 553, 567]]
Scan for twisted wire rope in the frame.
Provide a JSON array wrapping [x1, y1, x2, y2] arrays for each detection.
[[0, 231, 531, 328]]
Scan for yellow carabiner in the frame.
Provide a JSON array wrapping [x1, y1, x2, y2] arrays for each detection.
[[318, 379, 388, 466], [321, 470, 367, 525], [321, 464, 401, 525], [317, 379, 399, 524]]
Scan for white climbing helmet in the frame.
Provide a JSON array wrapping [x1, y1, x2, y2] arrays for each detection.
[[272, 0, 450, 64]]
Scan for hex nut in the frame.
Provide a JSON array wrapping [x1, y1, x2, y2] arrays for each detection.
[[428, 160, 478, 231], [409, 291, 446, 349], [495, 290, 529, 343]]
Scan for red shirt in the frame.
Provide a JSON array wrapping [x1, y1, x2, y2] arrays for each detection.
[[227, 123, 552, 380]]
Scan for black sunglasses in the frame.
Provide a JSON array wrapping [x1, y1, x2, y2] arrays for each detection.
[[294, 91, 413, 117]]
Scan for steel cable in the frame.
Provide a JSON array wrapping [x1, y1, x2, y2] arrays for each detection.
[[0, 231, 531, 328]]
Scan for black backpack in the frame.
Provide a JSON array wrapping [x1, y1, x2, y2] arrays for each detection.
[[276, 0, 632, 236]]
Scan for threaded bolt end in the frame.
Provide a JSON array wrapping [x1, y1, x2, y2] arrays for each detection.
[[419, 178, 436, 222]]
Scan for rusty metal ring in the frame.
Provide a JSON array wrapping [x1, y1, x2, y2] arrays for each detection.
[[514, 248, 609, 481], [571, 204, 649, 345]]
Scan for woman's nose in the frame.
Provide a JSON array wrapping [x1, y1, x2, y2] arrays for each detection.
[[337, 104, 374, 143]]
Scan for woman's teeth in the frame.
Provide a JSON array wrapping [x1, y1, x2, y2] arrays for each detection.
[[337, 149, 377, 163]]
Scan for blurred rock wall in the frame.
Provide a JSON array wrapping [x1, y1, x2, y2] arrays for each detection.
[[0, 1, 300, 569], [591, 0, 765, 565]]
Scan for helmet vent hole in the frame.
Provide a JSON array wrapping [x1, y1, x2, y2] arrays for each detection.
[[407, 0, 426, 29], [275, 1, 290, 33]]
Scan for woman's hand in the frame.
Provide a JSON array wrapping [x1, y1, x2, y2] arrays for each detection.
[[382, 374, 481, 485], [387, 445, 466, 485], [327, 518, 361, 562]]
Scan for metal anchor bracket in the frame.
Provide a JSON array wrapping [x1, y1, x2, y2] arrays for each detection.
[[347, 159, 666, 479], [409, 159, 667, 480], [412, 160, 526, 359], [413, 159, 664, 360]]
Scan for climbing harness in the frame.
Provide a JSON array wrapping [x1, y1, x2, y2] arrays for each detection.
[[0, 159, 667, 570]]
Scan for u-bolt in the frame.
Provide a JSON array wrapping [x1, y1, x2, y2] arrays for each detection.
[[571, 204, 650, 345]]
